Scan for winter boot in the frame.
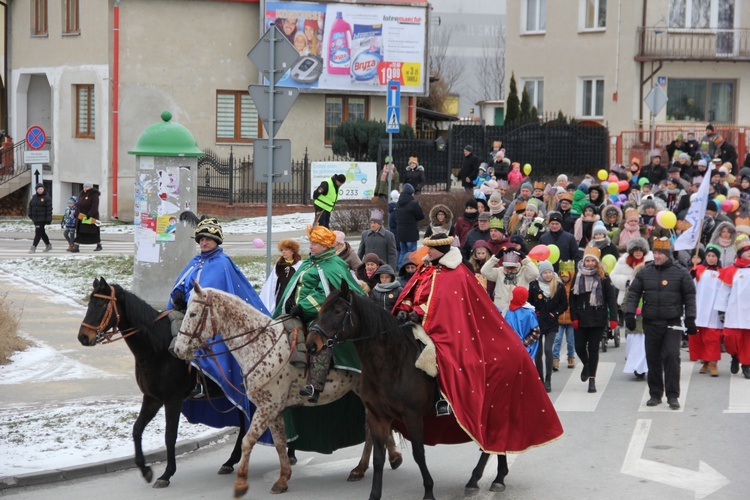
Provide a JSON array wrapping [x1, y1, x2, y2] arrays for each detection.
[[708, 361, 719, 377], [731, 355, 740, 374], [28, 245, 36, 253], [66, 244, 74, 252], [43, 243, 52, 252], [544, 374, 552, 393], [699, 361, 709, 374], [552, 359, 559, 372], [94, 244, 103, 251], [70, 245, 80, 253], [568, 356, 576, 369], [743, 365, 750, 380], [588, 378, 597, 393], [300, 348, 332, 403]]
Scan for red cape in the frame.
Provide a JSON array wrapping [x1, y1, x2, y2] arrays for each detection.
[[395, 249, 563, 453]]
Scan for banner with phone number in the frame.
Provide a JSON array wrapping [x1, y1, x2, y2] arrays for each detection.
[[311, 161, 377, 200]]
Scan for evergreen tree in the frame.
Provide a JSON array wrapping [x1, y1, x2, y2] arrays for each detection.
[[331, 120, 415, 161], [505, 73, 520, 124], [520, 87, 531, 121]]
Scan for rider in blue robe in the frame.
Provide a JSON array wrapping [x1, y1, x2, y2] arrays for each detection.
[[168, 217, 272, 443]]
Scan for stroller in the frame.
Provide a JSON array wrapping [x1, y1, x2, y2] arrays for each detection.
[[601, 307, 623, 352]]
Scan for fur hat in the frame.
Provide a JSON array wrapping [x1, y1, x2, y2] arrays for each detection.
[[308, 225, 337, 248], [424, 233, 453, 255], [194, 217, 224, 244], [652, 237, 673, 255], [734, 234, 750, 254], [538, 260, 554, 274], [278, 239, 300, 255], [626, 237, 649, 255], [369, 209, 384, 224], [509, 286, 529, 311], [583, 246, 601, 263]]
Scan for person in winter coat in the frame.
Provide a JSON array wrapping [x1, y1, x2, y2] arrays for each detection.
[[626, 237, 697, 410], [402, 157, 425, 193], [507, 162, 526, 188], [355, 253, 385, 295], [72, 182, 102, 252], [462, 212, 492, 260], [588, 185, 608, 212], [713, 135, 738, 173], [554, 260, 577, 371], [357, 209, 398, 270], [588, 223, 620, 261], [423, 204, 455, 239], [392, 183, 425, 269], [574, 203, 601, 252], [504, 286, 542, 359], [482, 246, 539, 314], [571, 246, 619, 394], [388, 189, 400, 247], [487, 190, 507, 221], [540, 211, 579, 272], [370, 264, 403, 312], [28, 183, 53, 253], [259, 239, 302, 312], [617, 208, 648, 253], [454, 198, 479, 248], [61, 196, 77, 251], [333, 230, 362, 272], [374, 162, 399, 198], [641, 152, 668, 186], [708, 221, 737, 268], [528, 260, 568, 393], [467, 239, 492, 292], [459, 145, 481, 192], [571, 185, 589, 218], [397, 252, 417, 287], [689, 245, 723, 377], [610, 237, 652, 380], [715, 234, 750, 379], [602, 205, 623, 246]]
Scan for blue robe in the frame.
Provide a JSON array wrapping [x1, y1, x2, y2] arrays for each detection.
[[504, 306, 540, 359], [168, 246, 272, 442]]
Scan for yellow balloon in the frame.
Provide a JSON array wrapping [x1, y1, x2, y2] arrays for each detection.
[[597, 170, 608, 181], [715, 194, 726, 202], [658, 210, 677, 230], [607, 182, 619, 195], [523, 163, 532, 175], [547, 244, 560, 264], [602, 254, 617, 274]]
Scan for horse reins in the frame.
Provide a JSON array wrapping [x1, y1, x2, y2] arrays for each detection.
[[81, 287, 142, 344]]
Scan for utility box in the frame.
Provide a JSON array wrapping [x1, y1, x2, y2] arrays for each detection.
[[128, 111, 204, 308]]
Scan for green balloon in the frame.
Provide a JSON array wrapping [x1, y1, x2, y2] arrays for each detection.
[[638, 177, 650, 186]]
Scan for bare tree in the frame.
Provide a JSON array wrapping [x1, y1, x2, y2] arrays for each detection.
[[473, 26, 506, 102], [418, 25, 465, 112]]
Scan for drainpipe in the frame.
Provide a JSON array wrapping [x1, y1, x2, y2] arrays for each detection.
[[639, 0, 647, 127], [112, 0, 121, 218], [1, 0, 9, 133]]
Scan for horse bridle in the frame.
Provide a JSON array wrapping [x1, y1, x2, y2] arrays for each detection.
[[308, 296, 354, 350], [80, 287, 140, 344]]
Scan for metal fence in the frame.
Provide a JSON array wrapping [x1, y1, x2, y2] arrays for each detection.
[[0, 139, 31, 185], [376, 138, 450, 190]]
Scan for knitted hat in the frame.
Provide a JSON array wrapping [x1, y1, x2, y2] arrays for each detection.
[[652, 237, 673, 255], [390, 189, 400, 203], [734, 234, 750, 254], [402, 183, 415, 195], [566, 182, 577, 191], [409, 156, 418, 165], [626, 237, 649, 255], [509, 286, 529, 311], [520, 181, 533, 193], [488, 191, 504, 211], [35, 183, 44, 189], [705, 244, 723, 258], [278, 239, 300, 255], [583, 246, 601, 263], [524, 202, 539, 214], [728, 187, 741, 199], [548, 211, 563, 224], [583, 203, 597, 215], [624, 208, 640, 222], [308, 225, 337, 248], [333, 230, 346, 246], [464, 145, 473, 152], [479, 163, 487, 172], [83, 182, 94, 189], [364, 253, 381, 264], [465, 198, 478, 210], [423, 233, 453, 255], [478, 212, 492, 221], [697, 159, 708, 167], [643, 199, 656, 210], [472, 239, 491, 252], [592, 223, 608, 237], [194, 217, 224, 244], [370, 209, 384, 224], [538, 260, 554, 274], [489, 218, 504, 230], [67, 196, 77, 204]]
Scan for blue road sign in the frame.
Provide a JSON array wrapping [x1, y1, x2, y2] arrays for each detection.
[[26, 126, 46, 150], [386, 107, 400, 134], [386, 80, 401, 134], [387, 80, 401, 109]]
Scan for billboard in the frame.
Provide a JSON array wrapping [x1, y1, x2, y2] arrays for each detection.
[[311, 161, 377, 200], [265, 1, 427, 94]]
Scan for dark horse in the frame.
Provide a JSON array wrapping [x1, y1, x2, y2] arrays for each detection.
[[77, 278, 247, 488], [307, 282, 508, 500]]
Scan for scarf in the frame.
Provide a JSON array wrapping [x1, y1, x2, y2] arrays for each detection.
[[573, 261, 604, 307], [735, 258, 750, 268], [503, 270, 519, 285], [538, 276, 551, 298], [625, 255, 644, 268], [374, 281, 401, 293], [463, 210, 478, 221], [618, 222, 641, 248], [717, 235, 733, 248], [592, 236, 611, 249], [519, 216, 534, 235]]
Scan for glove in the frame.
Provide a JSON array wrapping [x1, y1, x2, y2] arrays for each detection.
[[172, 291, 187, 313], [407, 311, 421, 324], [289, 304, 304, 319], [609, 320, 619, 331], [625, 314, 636, 331], [517, 248, 527, 259], [572, 320, 579, 330], [396, 310, 409, 324], [685, 317, 698, 335], [494, 248, 505, 260], [718, 311, 725, 323]]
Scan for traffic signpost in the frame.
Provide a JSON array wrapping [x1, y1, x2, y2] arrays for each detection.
[[25, 126, 48, 186], [25, 126, 46, 150], [386, 81, 401, 195], [644, 85, 668, 152]]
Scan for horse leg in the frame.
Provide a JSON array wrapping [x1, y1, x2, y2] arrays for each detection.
[[219, 409, 245, 475], [152, 400, 182, 488], [287, 446, 297, 466], [386, 431, 403, 470], [132, 396, 162, 484], [367, 415, 390, 500], [234, 405, 277, 498], [464, 452, 490, 496], [403, 413, 434, 500], [267, 413, 292, 494], [490, 454, 509, 492], [348, 416, 373, 481]]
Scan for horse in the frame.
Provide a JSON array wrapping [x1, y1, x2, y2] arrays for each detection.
[[173, 282, 402, 498], [77, 278, 249, 488], [307, 281, 509, 500]]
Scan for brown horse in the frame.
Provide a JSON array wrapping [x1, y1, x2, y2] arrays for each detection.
[[307, 281, 508, 500], [77, 278, 249, 488]]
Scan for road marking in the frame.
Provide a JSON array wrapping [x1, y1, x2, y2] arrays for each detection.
[[639, 361, 693, 412], [554, 361, 615, 412], [621, 419, 730, 498], [723, 375, 750, 413]]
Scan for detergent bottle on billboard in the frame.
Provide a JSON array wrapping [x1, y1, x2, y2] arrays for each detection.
[[327, 12, 352, 75]]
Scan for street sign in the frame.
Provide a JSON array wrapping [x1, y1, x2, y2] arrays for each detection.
[[23, 150, 50, 164], [26, 126, 46, 150], [30, 165, 43, 186], [386, 108, 400, 134], [644, 85, 668, 115], [248, 85, 299, 137], [252, 139, 292, 183], [387, 80, 401, 109], [247, 25, 301, 85], [386, 80, 401, 134]]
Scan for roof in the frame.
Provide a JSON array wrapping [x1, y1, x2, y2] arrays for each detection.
[[128, 111, 204, 157], [417, 107, 460, 122]]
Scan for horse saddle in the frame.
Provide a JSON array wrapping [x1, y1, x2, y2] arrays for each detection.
[[281, 315, 308, 368]]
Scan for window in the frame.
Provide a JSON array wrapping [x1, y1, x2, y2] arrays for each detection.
[[216, 91, 259, 143], [582, 0, 607, 29], [76, 84, 95, 139], [523, 79, 544, 115], [668, 0, 735, 29], [581, 78, 604, 118], [64, 0, 80, 34], [33, 0, 48, 36], [522, 0, 546, 33], [666, 79, 735, 123], [324, 96, 368, 144]]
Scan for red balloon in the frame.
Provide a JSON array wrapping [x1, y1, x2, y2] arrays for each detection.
[[721, 200, 733, 212], [608, 174, 619, 183], [528, 244, 551, 261], [618, 180, 630, 192]]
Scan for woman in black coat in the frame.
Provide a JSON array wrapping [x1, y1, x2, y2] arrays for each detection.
[[73, 182, 102, 252], [28, 183, 53, 253], [393, 183, 425, 268]]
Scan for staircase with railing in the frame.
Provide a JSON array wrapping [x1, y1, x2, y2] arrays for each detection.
[[0, 139, 32, 200]]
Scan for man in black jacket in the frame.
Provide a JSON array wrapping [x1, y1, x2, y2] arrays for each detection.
[[713, 135, 738, 174], [625, 237, 697, 410], [640, 151, 667, 186], [540, 211, 578, 272], [459, 145, 480, 192]]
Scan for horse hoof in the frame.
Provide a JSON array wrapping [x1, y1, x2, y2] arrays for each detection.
[[270, 483, 288, 494], [288, 456, 297, 466], [389, 455, 403, 470], [218, 465, 234, 475], [347, 470, 365, 482], [152, 479, 170, 489], [143, 468, 153, 483], [490, 482, 506, 492], [464, 486, 480, 497], [234, 484, 249, 498]]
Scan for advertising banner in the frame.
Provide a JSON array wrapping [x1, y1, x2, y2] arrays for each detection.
[[265, 1, 427, 94], [311, 161, 377, 200]]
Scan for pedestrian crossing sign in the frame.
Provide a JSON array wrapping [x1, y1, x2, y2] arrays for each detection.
[[386, 107, 400, 134]]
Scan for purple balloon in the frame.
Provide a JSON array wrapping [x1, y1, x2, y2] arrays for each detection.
[[618, 194, 627, 201]]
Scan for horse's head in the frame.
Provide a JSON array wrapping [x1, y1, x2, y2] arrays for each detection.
[[307, 281, 355, 355], [78, 278, 120, 346], [172, 282, 219, 359]]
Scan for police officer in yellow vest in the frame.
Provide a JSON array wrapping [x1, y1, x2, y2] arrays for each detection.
[[313, 174, 346, 228]]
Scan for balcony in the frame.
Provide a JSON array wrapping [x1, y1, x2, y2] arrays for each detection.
[[636, 27, 750, 62]]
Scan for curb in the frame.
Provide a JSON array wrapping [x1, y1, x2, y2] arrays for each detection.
[[0, 428, 236, 491]]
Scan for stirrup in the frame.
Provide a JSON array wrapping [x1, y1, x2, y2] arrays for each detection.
[[299, 384, 320, 403], [435, 399, 451, 417], [190, 382, 205, 399]]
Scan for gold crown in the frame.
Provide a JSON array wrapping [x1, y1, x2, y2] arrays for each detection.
[[559, 260, 575, 272], [653, 237, 672, 251], [534, 181, 546, 190]]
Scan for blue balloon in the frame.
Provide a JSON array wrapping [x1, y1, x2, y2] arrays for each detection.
[[610, 194, 618, 201]]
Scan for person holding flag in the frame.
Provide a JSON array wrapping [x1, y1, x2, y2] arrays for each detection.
[[674, 163, 713, 253]]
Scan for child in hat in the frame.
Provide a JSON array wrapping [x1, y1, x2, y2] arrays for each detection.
[[554, 260, 577, 370], [370, 264, 403, 312], [504, 286, 542, 359], [690, 244, 724, 376], [715, 234, 750, 378], [62, 196, 78, 251]]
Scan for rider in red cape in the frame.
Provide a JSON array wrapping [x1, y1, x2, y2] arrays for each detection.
[[393, 233, 563, 453]]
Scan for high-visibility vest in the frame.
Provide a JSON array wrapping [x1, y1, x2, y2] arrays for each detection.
[[314, 178, 339, 212]]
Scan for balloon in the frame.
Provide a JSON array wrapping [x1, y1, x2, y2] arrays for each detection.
[[609, 194, 618, 201], [730, 199, 740, 212], [601, 181, 609, 189], [252, 238, 264, 248], [597, 170, 608, 181], [608, 174, 619, 183], [547, 244, 560, 265], [618, 194, 627, 201], [618, 180, 630, 192], [715, 194, 726, 202], [638, 177, 650, 186], [721, 200, 733, 212], [523, 163, 532, 175], [529, 244, 550, 261], [607, 182, 619, 195], [656, 210, 677, 229], [602, 254, 617, 274]]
